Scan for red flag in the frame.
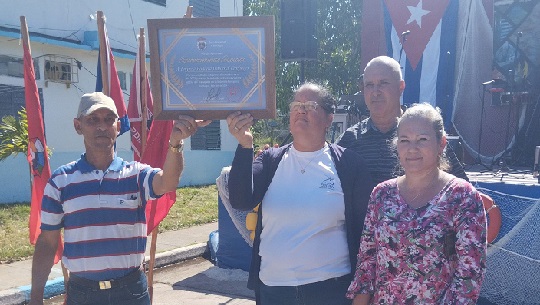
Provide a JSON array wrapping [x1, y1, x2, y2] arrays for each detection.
[[127, 50, 153, 161], [125, 35, 174, 232], [142, 119, 176, 234], [23, 29, 63, 262], [96, 15, 130, 135], [129, 50, 176, 234]]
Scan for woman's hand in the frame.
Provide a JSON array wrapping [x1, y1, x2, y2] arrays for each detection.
[[227, 111, 254, 148]]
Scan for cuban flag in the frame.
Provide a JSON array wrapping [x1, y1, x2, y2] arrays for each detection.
[[383, 0, 458, 127], [96, 20, 130, 136]]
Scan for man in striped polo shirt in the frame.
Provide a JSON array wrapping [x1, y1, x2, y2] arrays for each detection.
[[29, 92, 210, 305], [337, 56, 468, 184]]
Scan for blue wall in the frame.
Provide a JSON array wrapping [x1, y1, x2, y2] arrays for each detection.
[[0, 150, 235, 204], [0, 154, 30, 203]]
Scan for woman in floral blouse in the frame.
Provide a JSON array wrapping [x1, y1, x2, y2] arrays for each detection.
[[347, 103, 487, 304]]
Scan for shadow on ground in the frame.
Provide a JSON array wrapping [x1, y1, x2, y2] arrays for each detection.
[[173, 265, 254, 300]]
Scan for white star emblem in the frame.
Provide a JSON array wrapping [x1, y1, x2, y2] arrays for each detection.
[[407, 0, 431, 28]]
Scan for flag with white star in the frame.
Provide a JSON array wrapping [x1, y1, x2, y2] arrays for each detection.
[[382, 0, 459, 128]]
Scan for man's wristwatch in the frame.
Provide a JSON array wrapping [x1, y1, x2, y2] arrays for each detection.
[[168, 140, 184, 153]]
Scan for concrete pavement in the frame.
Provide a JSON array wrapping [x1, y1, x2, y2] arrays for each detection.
[[0, 222, 252, 305], [41, 257, 255, 305]]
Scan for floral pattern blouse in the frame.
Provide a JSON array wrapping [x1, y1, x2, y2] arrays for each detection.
[[347, 178, 487, 304]]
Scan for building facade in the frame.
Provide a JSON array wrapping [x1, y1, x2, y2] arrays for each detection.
[[0, 0, 244, 203]]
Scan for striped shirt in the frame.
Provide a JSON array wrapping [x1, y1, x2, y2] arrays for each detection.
[[337, 118, 468, 184], [40, 154, 160, 281]]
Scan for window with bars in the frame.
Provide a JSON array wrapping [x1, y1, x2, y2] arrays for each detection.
[[189, 0, 220, 17], [190, 120, 221, 150], [0, 84, 44, 119], [0, 55, 39, 79], [118, 71, 127, 90]]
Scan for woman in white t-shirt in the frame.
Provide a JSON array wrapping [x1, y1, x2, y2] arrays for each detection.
[[227, 82, 374, 305]]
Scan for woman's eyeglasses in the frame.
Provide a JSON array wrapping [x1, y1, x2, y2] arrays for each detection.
[[289, 101, 319, 112]]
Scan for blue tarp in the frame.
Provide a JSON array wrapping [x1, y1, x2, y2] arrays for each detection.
[[215, 196, 252, 272]]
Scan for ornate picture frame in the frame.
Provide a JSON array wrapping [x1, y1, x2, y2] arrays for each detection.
[[147, 16, 276, 120]]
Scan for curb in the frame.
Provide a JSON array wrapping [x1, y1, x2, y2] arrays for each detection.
[[0, 243, 208, 305], [151, 243, 209, 269], [0, 289, 25, 305]]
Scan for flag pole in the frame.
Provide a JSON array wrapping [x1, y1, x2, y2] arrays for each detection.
[[184, 5, 193, 18], [138, 27, 159, 303], [20, 16, 30, 53], [21, 15, 67, 303], [96, 11, 109, 95], [146, 7, 192, 304], [140, 28, 148, 154], [19, 16, 34, 210]]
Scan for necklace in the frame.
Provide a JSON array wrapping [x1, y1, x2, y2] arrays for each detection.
[[299, 156, 317, 174], [410, 186, 429, 203], [402, 169, 439, 204], [292, 144, 326, 174]]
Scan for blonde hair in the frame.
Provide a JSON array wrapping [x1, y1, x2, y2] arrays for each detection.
[[397, 103, 450, 170]]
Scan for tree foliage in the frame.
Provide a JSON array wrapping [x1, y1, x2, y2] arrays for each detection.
[[244, 0, 363, 144], [244, 0, 362, 110], [0, 108, 28, 161], [0, 108, 52, 162]]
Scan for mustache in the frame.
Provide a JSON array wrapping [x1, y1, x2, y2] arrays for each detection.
[[95, 131, 112, 137]]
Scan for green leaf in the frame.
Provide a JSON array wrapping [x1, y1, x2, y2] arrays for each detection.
[[244, 0, 363, 144]]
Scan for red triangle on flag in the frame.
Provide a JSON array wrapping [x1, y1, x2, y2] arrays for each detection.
[[384, 0, 450, 69]]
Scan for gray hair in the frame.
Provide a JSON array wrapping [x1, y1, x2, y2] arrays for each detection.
[[364, 56, 403, 82], [295, 82, 336, 114]]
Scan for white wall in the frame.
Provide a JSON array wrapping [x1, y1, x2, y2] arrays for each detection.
[[2, 0, 189, 52], [1, 0, 243, 52], [0, 0, 245, 203]]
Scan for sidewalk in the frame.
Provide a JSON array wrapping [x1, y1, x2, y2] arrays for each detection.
[[0, 222, 218, 305]]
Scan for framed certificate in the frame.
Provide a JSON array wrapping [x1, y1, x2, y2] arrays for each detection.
[[147, 16, 276, 120]]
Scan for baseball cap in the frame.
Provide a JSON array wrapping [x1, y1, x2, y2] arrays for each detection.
[[77, 92, 118, 118]]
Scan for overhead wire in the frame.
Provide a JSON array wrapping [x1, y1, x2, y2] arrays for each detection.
[[127, 0, 139, 44]]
